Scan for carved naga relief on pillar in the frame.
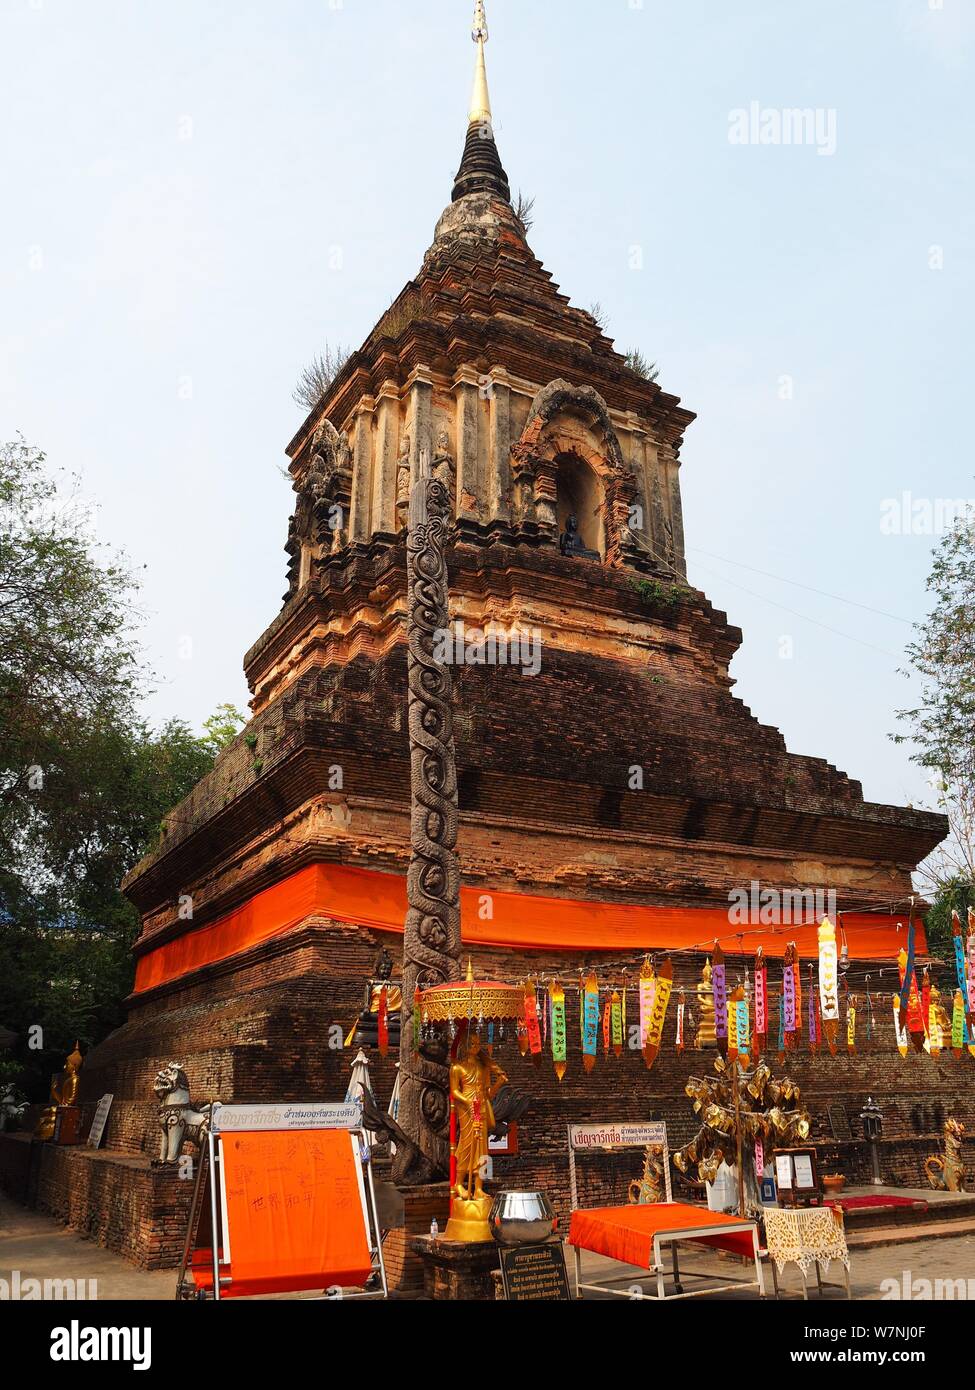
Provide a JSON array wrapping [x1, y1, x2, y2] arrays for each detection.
[[393, 454, 463, 1184]]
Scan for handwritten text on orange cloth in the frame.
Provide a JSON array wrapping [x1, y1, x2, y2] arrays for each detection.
[[191, 1129, 372, 1297]]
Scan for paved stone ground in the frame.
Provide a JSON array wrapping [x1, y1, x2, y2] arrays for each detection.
[[575, 1232, 975, 1300], [2, 1191, 974, 1301], [0, 1194, 174, 1301]]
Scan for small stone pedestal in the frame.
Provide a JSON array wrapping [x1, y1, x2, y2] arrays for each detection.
[[409, 1234, 500, 1301], [381, 1184, 452, 1296]]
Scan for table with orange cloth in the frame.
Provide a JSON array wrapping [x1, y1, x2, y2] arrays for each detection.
[[568, 1202, 765, 1300]]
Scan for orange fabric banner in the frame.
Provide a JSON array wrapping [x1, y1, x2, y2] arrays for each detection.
[[568, 1202, 756, 1265], [133, 862, 926, 994], [190, 1129, 373, 1297]]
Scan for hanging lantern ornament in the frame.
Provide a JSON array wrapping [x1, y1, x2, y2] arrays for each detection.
[[643, 957, 673, 1070], [920, 970, 932, 1056], [776, 992, 786, 1062], [712, 946, 728, 1056], [611, 990, 624, 1058], [638, 957, 656, 1061], [898, 909, 917, 1033], [754, 949, 768, 1059], [808, 966, 820, 1052], [727, 985, 743, 1063], [927, 983, 946, 1058], [952, 990, 966, 1060], [582, 971, 600, 1074], [966, 907, 975, 1032], [523, 980, 542, 1062], [847, 995, 858, 1054], [952, 911, 975, 1056], [893, 990, 909, 1059], [736, 987, 750, 1064], [898, 945, 926, 1054], [818, 918, 840, 1055], [551, 983, 567, 1082], [783, 944, 798, 1048]]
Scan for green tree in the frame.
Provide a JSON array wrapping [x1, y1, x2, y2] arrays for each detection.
[[0, 437, 235, 1094], [201, 703, 247, 757], [895, 507, 975, 893], [923, 879, 973, 963], [0, 438, 141, 880]]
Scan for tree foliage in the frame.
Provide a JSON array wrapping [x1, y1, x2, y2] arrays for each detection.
[[895, 509, 975, 891], [624, 349, 660, 383], [0, 439, 233, 1096], [514, 190, 535, 233], [292, 344, 350, 413]]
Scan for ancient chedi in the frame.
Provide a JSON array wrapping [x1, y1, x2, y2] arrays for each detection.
[[26, 5, 951, 1266]]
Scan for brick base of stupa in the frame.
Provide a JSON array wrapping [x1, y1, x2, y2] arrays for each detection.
[[3, 922, 972, 1269]]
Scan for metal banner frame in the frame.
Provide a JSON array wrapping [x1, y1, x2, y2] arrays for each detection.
[[176, 1103, 387, 1302]]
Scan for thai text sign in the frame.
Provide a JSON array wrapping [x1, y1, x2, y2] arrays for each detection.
[[569, 1122, 668, 1152], [211, 1102, 362, 1134]]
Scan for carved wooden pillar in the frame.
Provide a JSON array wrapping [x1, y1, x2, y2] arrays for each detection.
[[393, 455, 463, 1183]]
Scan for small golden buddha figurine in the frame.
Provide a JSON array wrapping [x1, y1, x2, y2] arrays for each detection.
[[34, 1042, 83, 1141], [444, 1026, 508, 1243], [696, 959, 717, 1049]]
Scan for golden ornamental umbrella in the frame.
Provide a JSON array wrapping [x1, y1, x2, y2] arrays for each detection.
[[417, 960, 523, 1025]]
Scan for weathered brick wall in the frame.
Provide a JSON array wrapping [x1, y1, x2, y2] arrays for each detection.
[[0, 1139, 192, 1270], [0, 1132, 32, 1204]]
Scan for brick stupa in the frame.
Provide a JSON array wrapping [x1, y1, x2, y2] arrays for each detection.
[[8, 8, 953, 1269]]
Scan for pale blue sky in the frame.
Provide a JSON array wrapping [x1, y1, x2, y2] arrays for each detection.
[[2, 0, 972, 815]]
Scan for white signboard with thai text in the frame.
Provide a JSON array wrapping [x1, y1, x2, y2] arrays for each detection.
[[211, 1102, 362, 1134], [86, 1094, 113, 1149], [569, 1121, 668, 1152]]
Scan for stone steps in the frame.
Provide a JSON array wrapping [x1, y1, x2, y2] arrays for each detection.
[[847, 1216, 975, 1250]]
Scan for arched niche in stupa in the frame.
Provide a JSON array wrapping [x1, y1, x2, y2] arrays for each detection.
[[555, 450, 605, 559], [510, 379, 638, 567]]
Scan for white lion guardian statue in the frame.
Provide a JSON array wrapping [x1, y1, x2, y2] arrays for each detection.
[[153, 1063, 214, 1164]]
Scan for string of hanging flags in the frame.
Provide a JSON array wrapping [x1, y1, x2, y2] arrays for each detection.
[[409, 915, 975, 1079]]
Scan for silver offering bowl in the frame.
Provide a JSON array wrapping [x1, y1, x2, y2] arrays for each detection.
[[489, 1190, 558, 1246]]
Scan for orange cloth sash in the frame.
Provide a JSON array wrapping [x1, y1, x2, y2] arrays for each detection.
[[568, 1202, 757, 1265], [133, 862, 925, 994]]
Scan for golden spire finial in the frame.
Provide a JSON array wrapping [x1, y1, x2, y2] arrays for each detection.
[[469, 1, 492, 127]]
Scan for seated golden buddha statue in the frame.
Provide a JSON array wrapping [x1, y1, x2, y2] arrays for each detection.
[[696, 959, 717, 1049], [34, 1042, 83, 1141]]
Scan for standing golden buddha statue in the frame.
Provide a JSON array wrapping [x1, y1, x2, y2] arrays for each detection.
[[696, 960, 717, 1049], [444, 1026, 508, 1243]]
